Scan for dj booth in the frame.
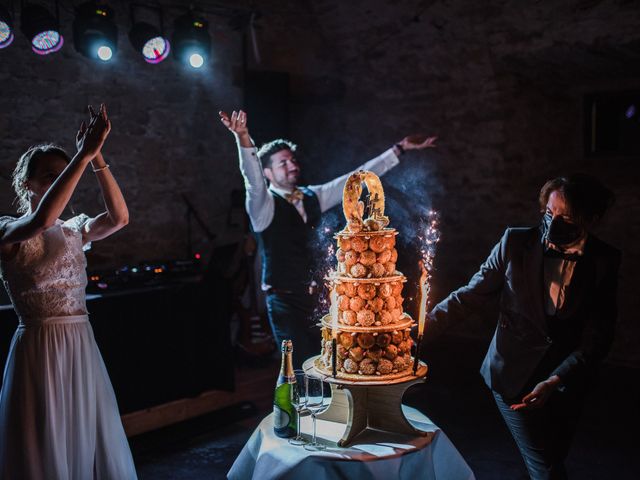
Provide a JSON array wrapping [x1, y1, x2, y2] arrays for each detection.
[[0, 266, 235, 416]]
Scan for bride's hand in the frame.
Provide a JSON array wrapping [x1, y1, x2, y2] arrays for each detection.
[[77, 104, 111, 159]]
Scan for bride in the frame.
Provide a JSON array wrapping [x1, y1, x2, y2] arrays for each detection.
[[0, 104, 137, 479]]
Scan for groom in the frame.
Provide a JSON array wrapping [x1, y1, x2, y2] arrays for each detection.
[[219, 109, 437, 366]]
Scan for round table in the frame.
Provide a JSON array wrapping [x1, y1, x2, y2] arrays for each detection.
[[227, 405, 476, 480]]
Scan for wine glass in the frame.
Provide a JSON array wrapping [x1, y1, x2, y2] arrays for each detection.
[[289, 369, 308, 445], [303, 375, 331, 451]]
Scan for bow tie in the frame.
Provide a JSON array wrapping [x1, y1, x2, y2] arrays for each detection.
[[544, 247, 582, 262], [285, 189, 304, 204]]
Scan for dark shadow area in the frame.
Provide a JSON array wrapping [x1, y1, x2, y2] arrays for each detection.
[[133, 333, 639, 479], [130, 401, 258, 458]]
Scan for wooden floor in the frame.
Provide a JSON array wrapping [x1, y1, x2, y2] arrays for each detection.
[[122, 357, 279, 437]]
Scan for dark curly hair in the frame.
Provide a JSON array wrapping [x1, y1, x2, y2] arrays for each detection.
[[256, 139, 297, 169], [539, 173, 615, 228]]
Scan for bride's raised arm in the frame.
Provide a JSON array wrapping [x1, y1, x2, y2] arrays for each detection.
[[80, 104, 129, 243], [0, 110, 110, 251]]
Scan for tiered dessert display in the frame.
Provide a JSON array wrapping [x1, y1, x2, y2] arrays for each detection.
[[303, 170, 429, 447], [317, 171, 414, 379]]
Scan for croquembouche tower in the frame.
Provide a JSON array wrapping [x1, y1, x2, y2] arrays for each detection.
[[316, 170, 416, 378], [304, 170, 429, 446]]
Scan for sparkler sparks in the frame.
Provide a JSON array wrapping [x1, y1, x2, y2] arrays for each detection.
[[417, 209, 440, 316], [414, 210, 440, 374], [419, 210, 440, 276]]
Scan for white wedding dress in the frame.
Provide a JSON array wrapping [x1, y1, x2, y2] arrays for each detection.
[[0, 215, 137, 479]]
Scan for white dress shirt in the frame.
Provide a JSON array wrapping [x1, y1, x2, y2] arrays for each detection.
[[543, 237, 586, 316], [238, 143, 400, 233]]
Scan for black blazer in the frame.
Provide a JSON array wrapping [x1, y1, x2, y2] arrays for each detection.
[[429, 226, 621, 399]]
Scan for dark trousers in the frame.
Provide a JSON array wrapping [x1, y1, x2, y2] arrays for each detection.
[[493, 390, 584, 480], [265, 291, 318, 369]]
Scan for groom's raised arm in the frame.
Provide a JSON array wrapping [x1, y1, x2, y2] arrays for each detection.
[[220, 110, 274, 233], [308, 135, 437, 213]]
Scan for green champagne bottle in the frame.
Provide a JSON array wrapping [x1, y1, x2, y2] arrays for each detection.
[[273, 339, 297, 438]]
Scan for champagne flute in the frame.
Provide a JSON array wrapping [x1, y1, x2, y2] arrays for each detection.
[[289, 369, 308, 445], [303, 375, 331, 451]]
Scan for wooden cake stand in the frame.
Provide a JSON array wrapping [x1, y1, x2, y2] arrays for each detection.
[[302, 356, 428, 447]]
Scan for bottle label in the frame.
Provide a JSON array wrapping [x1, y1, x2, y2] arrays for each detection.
[[273, 405, 291, 429]]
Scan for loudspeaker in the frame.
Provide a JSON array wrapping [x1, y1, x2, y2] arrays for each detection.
[[243, 70, 290, 147]]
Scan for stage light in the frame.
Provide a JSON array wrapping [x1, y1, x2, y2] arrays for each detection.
[[73, 1, 117, 60], [189, 52, 204, 68], [97, 44, 112, 61], [20, 3, 63, 55], [0, 5, 14, 49], [172, 12, 210, 68], [129, 22, 169, 64]]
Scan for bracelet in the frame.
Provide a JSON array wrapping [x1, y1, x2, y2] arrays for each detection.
[[394, 143, 405, 155], [93, 164, 110, 173]]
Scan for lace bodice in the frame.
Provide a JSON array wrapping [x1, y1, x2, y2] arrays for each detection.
[[0, 214, 91, 320]]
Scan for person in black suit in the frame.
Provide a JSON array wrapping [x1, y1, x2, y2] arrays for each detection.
[[427, 174, 620, 480]]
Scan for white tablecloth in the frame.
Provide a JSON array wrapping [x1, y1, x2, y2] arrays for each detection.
[[228, 405, 475, 480]]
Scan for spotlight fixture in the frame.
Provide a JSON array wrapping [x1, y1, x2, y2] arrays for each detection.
[[129, 5, 169, 64], [130, 22, 169, 63], [172, 12, 210, 69], [188, 52, 203, 68], [0, 5, 14, 49], [73, 1, 117, 61], [96, 44, 111, 61], [20, 2, 63, 55]]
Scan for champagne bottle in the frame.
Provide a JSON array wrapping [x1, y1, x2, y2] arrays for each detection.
[[273, 339, 297, 438]]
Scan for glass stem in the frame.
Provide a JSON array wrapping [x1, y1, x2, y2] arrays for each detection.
[[312, 413, 317, 445], [297, 408, 302, 438]]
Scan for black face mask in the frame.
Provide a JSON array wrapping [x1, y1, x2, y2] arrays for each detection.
[[543, 213, 583, 247]]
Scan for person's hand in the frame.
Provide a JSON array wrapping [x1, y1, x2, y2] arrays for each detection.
[[219, 110, 250, 137], [510, 376, 561, 411], [76, 104, 111, 160], [398, 134, 438, 152]]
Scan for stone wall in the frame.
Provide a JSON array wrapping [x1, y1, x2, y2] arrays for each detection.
[[0, 0, 250, 266]]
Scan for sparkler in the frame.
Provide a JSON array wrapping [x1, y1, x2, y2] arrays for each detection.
[[413, 262, 428, 374], [413, 210, 440, 375], [330, 282, 339, 377]]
